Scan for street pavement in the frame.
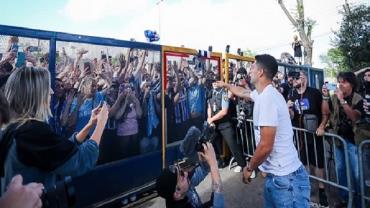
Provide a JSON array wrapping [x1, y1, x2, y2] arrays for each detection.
[[129, 165, 344, 208], [135, 166, 265, 208]]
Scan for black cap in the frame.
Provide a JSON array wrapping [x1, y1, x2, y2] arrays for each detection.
[[156, 169, 177, 201], [237, 67, 247, 75]]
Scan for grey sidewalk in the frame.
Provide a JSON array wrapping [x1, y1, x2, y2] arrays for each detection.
[[129, 166, 344, 208], [134, 167, 265, 208]]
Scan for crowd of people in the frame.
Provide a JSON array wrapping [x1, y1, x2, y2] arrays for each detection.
[[52, 44, 163, 163], [157, 57, 370, 208], [0, 34, 369, 208]]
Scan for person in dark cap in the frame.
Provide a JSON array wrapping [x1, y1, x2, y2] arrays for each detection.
[[156, 137, 224, 208], [280, 70, 299, 101]]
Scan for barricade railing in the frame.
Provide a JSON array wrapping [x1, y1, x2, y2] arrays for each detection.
[[359, 140, 370, 208], [234, 119, 355, 207], [229, 119, 255, 170]]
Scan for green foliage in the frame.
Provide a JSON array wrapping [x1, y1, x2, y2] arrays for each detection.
[[242, 48, 256, 57], [320, 47, 347, 78], [334, 4, 370, 71]]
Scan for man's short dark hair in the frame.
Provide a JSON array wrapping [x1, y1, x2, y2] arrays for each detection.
[[255, 54, 278, 80], [337, 71, 358, 90]]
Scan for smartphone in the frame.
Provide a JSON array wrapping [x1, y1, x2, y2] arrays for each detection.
[[10, 43, 19, 52], [176, 160, 193, 173], [15, 52, 26, 68], [101, 54, 107, 60], [28, 46, 39, 52], [326, 83, 337, 91]]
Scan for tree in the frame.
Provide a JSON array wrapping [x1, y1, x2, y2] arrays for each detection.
[[242, 48, 256, 57], [278, 0, 315, 66], [334, 3, 370, 72], [320, 47, 346, 79]]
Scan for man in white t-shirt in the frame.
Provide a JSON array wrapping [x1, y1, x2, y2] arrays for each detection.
[[215, 54, 310, 207]]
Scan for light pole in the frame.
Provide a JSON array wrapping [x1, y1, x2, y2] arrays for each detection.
[[156, 0, 164, 43]]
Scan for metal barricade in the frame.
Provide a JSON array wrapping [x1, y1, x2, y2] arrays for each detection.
[[359, 140, 370, 208], [292, 127, 355, 207], [234, 119, 356, 207], [228, 119, 256, 170]]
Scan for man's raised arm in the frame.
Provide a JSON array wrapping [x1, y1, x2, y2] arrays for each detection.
[[214, 81, 253, 101]]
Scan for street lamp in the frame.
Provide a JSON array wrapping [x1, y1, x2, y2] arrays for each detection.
[[156, 0, 164, 43]]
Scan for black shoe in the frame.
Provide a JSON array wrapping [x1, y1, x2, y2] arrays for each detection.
[[318, 189, 329, 208]]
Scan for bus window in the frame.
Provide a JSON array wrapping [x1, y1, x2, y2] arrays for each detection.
[[54, 41, 162, 165], [0, 35, 49, 74], [165, 52, 220, 144]]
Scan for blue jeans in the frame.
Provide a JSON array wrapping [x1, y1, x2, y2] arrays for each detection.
[[334, 139, 360, 202], [264, 166, 310, 208]]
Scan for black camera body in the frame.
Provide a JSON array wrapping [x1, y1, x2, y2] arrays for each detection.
[[41, 177, 75, 208], [236, 99, 252, 128], [173, 158, 197, 175], [195, 123, 216, 152]]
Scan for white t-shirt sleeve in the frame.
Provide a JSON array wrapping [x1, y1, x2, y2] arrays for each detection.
[[251, 90, 257, 102], [256, 94, 278, 127]]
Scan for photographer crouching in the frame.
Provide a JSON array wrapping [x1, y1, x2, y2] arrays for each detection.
[[156, 126, 224, 208]]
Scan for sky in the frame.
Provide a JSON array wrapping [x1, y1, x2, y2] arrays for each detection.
[[0, 0, 367, 67]]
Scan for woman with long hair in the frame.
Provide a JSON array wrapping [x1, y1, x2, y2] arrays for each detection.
[[0, 66, 108, 193]]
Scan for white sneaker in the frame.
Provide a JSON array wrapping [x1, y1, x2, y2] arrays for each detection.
[[233, 166, 242, 172], [250, 170, 256, 179]]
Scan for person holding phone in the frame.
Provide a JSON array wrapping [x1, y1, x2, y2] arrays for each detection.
[[110, 83, 142, 159], [63, 76, 105, 136], [322, 72, 363, 207]]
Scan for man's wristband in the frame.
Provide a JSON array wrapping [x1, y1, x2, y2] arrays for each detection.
[[246, 166, 253, 172], [322, 96, 330, 100], [340, 100, 348, 105]]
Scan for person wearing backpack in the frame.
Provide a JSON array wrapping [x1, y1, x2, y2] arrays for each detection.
[[287, 70, 329, 207]]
